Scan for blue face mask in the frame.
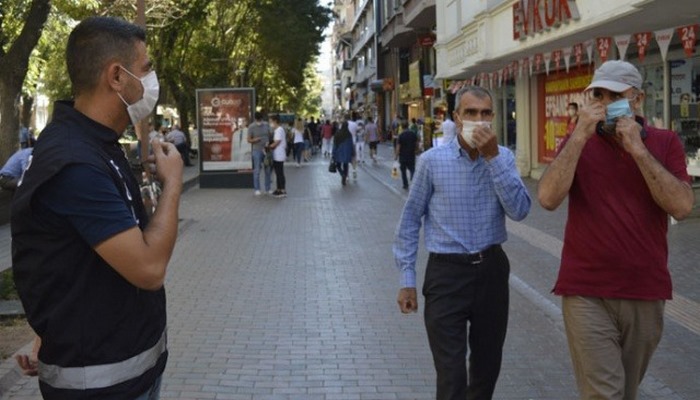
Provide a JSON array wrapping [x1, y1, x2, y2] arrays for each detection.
[[597, 97, 646, 138], [605, 98, 634, 124]]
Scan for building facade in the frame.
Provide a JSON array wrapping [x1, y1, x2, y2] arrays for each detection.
[[436, 0, 700, 178]]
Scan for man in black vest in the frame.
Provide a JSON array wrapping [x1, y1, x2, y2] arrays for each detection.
[[11, 16, 183, 400]]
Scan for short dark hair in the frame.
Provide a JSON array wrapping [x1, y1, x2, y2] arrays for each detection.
[[254, 111, 263, 120], [568, 102, 579, 110], [66, 16, 146, 96], [270, 114, 280, 123], [453, 85, 493, 110]]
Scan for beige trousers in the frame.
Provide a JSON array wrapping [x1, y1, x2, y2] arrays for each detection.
[[562, 296, 664, 400]]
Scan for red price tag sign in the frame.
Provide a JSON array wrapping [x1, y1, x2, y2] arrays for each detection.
[[677, 24, 699, 57], [596, 37, 611, 62], [635, 32, 651, 62], [573, 44, 583, 67]]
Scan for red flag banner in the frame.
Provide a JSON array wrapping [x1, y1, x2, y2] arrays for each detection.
[[596, 37, 612, 62], [677, 24, 699, 57], [573, 43, 583, 67], [634, 32, 652, 62], [552, 50, 562, 71], [534, 53, 543, 72]]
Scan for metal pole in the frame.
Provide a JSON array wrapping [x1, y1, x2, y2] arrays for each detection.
[[136, 0, 149, 165]]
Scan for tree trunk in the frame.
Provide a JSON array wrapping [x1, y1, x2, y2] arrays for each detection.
[[0, 0, 51, 162]]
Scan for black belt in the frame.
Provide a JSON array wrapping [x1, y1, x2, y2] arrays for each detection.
[[429, 244, 502, 265]]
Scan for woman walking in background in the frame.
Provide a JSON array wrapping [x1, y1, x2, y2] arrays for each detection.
[[332, 119, 354, 186], [292, 118, 305, 167]]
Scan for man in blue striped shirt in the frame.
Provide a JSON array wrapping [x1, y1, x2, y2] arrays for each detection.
[[393, 85, 531, 400]]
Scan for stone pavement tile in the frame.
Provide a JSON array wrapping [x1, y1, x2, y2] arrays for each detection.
[[2, 153, 699, 400]]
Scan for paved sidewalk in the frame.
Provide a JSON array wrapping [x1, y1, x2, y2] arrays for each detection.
[[1, 144, 699, 400]]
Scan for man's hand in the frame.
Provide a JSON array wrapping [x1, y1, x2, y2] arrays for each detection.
[[614, 116, 646, 156], [15, 336, 40, 376], [471, 125, 499, 160], [575, 100, 606, 140], [397, 287, 418, 313], [149, 139, 183, 187]]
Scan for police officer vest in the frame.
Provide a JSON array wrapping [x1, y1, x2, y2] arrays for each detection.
[[12, 102, 167, 399]]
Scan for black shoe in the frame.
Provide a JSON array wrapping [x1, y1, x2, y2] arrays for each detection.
[[342, 176, 347, 186]]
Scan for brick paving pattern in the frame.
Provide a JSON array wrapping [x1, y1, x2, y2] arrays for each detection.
[[1, 144, 699, 399]]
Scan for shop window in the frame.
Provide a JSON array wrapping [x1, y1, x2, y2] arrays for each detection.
[[669, 56, 700, 159]]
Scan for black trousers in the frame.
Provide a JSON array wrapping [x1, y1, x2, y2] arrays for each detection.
[[272, 161, 285, 190], [423, 245, 510, 400], [400, 159, 415, 188]]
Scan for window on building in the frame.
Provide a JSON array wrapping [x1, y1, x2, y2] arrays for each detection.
[[669, 56, 700, 159]]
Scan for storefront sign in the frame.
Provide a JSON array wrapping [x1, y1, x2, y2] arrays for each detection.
[[513, 0, 581, 40], [635, 32, 651, 62], [538, 68, 592, 163], [677, 24, 699, 58]]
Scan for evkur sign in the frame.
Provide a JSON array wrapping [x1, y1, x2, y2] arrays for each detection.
[[513, 0, 581, 40]]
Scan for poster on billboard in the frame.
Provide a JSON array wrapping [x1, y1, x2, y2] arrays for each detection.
[[538, 68, 593, 163], [196, 88, 255, 172]]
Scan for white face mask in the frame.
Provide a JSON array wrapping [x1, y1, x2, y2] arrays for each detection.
[[117, 66, 159, 126], [459, 120, 490, 147]]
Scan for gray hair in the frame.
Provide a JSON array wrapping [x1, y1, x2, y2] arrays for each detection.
[[453, 85, 493, 109]]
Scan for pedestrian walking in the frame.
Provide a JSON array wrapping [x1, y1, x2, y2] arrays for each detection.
[[393, 85, 531, 400], [537, 60, 694, 400], [0, 147, 33, 190], [395, 119, 420, 190], [166, 124, 192, 166], [365, 116, 380, 163], [321, 119, 333, 158], [268, 114, 287, 198], [292, 118, 305, 167], [247, 111, 272, 196], [354, 119, 367, 165], [332, 119, 354, 186], [303, 120, 313, 162], [11, 16, 183, 400], [440, 114, 456, 145], [347, 113, 359, 180]]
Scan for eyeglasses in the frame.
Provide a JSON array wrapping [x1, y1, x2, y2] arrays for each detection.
[[462, 108, 494, 118]]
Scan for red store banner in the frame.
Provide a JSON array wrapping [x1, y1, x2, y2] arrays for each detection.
[[677, 24, 699, 57], [573, 43, 583, 68], [635, 32, 652, 62], [596, 37, 612, 62]]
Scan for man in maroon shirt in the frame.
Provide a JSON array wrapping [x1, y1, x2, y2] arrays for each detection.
[[538, 60, 694, 400]]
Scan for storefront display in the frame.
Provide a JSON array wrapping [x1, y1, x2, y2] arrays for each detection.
[[669, 56, 700, 158]]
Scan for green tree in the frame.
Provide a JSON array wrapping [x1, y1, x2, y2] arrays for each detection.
[[0, 0, 51, 162]]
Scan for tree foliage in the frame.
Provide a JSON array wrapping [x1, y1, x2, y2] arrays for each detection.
[[0, 0, 332, 162]]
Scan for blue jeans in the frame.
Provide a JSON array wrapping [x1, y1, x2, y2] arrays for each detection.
[[252, 149, 271, 192], [134, 375, 162, 400], [293, 142, 304, 164]]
